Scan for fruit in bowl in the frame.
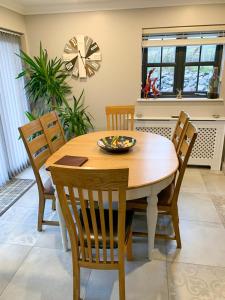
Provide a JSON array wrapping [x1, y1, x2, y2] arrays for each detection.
[[97, 136, 136, 153]]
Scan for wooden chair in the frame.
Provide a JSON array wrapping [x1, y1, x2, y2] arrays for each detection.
[[172, 111, 189, 152], [19, 119, 59, 231], [127, 122, 197, 248], [40, 111, 66, 154], [50, 166, 133, 300], [105, 105, 135, 130]]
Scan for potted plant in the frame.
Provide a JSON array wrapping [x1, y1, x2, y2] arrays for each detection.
[[17, 43, 94, 137], [55, 90, 93, 139], [17, 42, 71, 114]]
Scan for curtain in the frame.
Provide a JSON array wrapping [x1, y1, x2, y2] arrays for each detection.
[[0, 31, 28, 186]]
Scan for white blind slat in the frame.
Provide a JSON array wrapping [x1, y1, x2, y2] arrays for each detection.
[[142, 25, 225, 47], [142, 37, 225, 47]]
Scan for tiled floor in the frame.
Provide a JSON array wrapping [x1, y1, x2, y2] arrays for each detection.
[[1, 166, 225, 299]]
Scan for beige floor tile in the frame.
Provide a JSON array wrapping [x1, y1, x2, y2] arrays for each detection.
[[132, 213, 167, 261], [0, 244, 31, 295], [202, 173, 225, 195], [0, 221, 18, 244], [85, 260, 168, 300], [0, 205, 38, 225], [34, 226, 63, 250], [181, 169, 207, 193], [12, 184, 39, 209], [167, 261, 225, 300], [210, 193, 225, 227], [0, 247, 91, 300], [178, 192, 221, 223], [132, 237, 167, 261], [166, 220, 225, 267]]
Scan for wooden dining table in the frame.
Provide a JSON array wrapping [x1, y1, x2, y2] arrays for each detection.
[[45, 130, 178, 260]]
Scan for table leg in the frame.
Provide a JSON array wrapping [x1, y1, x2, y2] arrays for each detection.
[[146, 194, 158, 260], [56, 196, 69, 251]]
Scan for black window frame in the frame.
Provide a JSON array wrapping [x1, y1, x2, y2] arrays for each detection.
[[142, 44, 223, 98]]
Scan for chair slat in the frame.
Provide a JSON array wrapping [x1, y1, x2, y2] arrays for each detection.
[[98, 190, 107, 262], [112, 114, 115, 130], [105, 105, 135, 131], [78, 188, 93, 262], [171, 111, 189, 152], [117, 190, 126, 261], [40, 111, 66, 153], [28, 134, 49, 155], [88, 190, 100, 263], [68, 186, 86, 261], [108, 190, 114, 263], [34, 147, 51, 170], [20, 121, 43, 139]]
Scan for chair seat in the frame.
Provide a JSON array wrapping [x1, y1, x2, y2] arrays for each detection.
[[80, 208, 134, 248], [44, 178, 55, 195], [126, 182, 175, 210]]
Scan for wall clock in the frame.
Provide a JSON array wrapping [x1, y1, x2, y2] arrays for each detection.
[[63, 35, 101, 79]]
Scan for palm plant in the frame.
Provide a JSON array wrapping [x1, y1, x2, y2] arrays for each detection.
[[56, 90, 93, 139], [17, 43, 71, 111]]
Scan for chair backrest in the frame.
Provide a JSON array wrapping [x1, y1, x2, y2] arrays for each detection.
[[50, 166, 129, 267], [40, 111, 66, 154], [18, 119, 52, 193], [105, 105, 135, 130], [172, 111, 189, 152], [172, 122, 197, 206]]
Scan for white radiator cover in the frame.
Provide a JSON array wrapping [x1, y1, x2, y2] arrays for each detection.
[[135, 118, 225, 171]]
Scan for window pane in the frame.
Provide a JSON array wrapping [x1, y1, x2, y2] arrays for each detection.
[[198, 66, 214, 92], [162, 47, 176, 63], [186, 46, 200, 62], [161, 67, 174, 92], [200, 45, 216, 62], [183, 66, 198, 92], [147, 67, 160, 89], [147, 47, 161, 63]]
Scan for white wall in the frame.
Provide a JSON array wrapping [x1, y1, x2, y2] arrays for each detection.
[[21, 4, 225, 129], [0, 6, 28, 50]]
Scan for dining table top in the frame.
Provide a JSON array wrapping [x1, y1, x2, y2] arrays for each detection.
[[45, 130, 179, 189]]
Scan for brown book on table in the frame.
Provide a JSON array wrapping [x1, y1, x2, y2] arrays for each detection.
[[54, 155, 88, 167]]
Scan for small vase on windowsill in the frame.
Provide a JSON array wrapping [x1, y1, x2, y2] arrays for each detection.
[[207, 67, 219, 99]]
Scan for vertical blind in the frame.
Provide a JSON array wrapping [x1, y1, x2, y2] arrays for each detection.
[[0, 31, 28, 186]]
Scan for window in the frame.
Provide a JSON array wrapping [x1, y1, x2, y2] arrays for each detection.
[[141, 28, 224, 98]]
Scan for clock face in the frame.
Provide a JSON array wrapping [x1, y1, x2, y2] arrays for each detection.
[[63, 35, 101, 79]]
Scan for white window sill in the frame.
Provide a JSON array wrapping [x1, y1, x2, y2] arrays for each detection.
[[137, 97, 224, 103]]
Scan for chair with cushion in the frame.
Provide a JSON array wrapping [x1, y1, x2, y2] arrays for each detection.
[[105, 105, 135, 130], [50, 166, 133, 300], [19, 119, 59, 231], [127, 122, 197, 248], [40, 111, 66, 154], [172, 111, 189, 152]]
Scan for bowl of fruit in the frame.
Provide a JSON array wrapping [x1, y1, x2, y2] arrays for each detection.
[[97, 136, 136, 153]]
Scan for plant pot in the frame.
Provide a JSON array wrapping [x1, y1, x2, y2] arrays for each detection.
[[207, 92, 219, 99]]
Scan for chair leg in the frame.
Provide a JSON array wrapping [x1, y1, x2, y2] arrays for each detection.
[[126, 231, 133, 261], [73, 264, 80, 300], [52, 198, 56, 211], [172, 211, 181, 248], [37, 195, 46, 232], [118, 263, 125, 300]]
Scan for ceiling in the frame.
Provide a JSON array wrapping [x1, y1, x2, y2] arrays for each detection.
[[1, 0, 225, 15]]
